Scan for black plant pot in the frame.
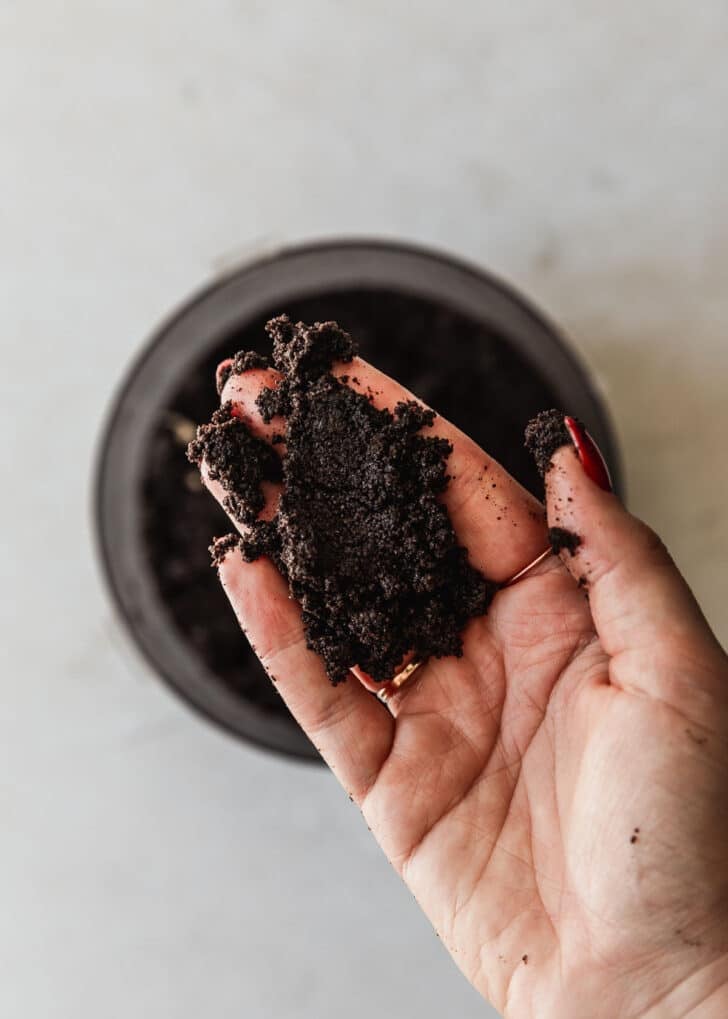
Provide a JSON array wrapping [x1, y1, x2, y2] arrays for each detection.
[[95, 239, 622, 763]]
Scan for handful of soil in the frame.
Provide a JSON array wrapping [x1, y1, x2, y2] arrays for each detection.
[[188, 316, 496, 684]]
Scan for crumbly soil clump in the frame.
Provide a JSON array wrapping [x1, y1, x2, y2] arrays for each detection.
[[216, 350, 270, 395], [525, 411, 583, 558], [209, 532, 243, 568], [548, 526, 582, 556], [189, 315, 495, 684], [188, 403, 281, 524], [524, 409, 573, 477]]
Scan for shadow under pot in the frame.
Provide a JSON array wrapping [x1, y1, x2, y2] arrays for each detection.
[[95, 239, 622, 763]]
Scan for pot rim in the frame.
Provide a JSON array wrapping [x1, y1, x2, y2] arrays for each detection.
[[93, 235, 622, 761]]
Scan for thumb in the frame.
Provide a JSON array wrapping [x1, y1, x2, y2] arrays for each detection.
[[538, 415, 725, 692]]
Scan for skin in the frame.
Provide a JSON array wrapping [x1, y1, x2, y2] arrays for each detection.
[[201, 358, 728, 1018]]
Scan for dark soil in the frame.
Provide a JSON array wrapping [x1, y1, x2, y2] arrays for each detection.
[[190, 316, 497, 684], [548, 526, 582, 557], [217, 350, 269, 395], [188, 403, 282, 523], [210, 532, 242, 568], [141, 289, 560, 716], [524, 408, 573, 476]]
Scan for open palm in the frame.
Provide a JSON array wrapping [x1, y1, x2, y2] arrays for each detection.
[[204, 357, 728, 1018]]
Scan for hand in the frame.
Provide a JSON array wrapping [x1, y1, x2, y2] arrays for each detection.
[[202, 357, 728, 1018]]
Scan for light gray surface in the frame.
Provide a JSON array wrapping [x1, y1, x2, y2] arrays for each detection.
[[2, 3, 727, 1017]]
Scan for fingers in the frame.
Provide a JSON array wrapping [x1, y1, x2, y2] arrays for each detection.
[[221, 356, 549, 584], [545, 439, 728, 699], [216, 545, 394, 799]]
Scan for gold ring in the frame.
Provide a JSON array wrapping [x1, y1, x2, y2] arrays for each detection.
[[503, 546, 552, 587], [392, 658, 424, 689], [376, 658, 425, 703], [376, 546, 553, 707]]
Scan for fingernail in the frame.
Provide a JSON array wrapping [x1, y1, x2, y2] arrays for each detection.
[[216, 358, 234, 396], [564, 416, 612, 492]]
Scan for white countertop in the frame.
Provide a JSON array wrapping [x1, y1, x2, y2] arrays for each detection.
[[2, 3, 727, 1017]]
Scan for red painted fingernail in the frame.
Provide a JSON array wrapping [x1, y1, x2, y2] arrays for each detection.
[[564, 416, 612, 492], [216, 358, 234, 396]]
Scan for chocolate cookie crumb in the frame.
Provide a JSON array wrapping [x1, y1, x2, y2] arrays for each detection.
[[549, 526, 582, 557], [524, 409, 573, 476], [195, 315, 496, 684], [209, 533, 241, 567]]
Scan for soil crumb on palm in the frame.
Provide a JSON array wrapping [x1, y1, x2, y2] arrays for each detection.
[[189, 315, 495, 683]]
